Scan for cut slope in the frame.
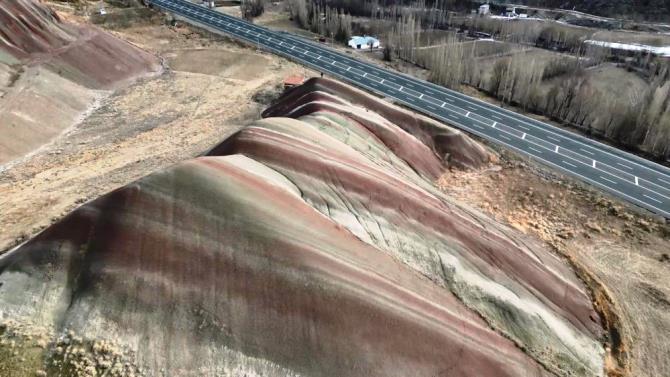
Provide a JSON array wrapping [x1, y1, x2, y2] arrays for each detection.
[[0, 79, 605, 377]]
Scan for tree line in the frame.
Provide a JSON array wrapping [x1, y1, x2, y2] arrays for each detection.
[[283, 0, 670, 161]]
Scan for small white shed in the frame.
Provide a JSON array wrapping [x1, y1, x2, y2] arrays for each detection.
[[348, 36, 381, 50]]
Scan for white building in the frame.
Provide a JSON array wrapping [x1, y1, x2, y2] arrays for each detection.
[[348, 36, 381, 50], [505, 7, 518, 17], [478, 4, 490, 15]]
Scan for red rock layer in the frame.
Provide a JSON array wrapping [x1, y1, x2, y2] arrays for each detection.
[[209, 120, 601, 339], [0, 0, 160, 89], [0, 76, 604, 377], [0, 0, 70, 57], [0, 156, 551, 377], [263, 77, 492, 170]]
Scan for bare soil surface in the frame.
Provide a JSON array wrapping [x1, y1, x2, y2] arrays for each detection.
[[0, 5, 315, 253], [438, 150, 670, 377]]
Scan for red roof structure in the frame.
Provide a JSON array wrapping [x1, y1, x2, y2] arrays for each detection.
[[284, 75, 305, 88]]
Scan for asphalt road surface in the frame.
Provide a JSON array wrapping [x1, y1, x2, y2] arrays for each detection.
[[150, 0, 670, 219]]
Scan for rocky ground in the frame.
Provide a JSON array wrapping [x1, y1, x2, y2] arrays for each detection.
[[438, 150, 670, 377], [0, 3, 315, 253]]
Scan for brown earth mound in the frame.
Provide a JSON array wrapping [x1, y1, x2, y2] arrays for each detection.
[[0, 79, 606, 376]]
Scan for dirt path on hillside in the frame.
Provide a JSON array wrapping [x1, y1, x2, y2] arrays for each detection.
[[0, 12, 314, 253]]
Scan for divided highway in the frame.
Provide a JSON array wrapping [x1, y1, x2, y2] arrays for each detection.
[[149, 0, 670, 218]]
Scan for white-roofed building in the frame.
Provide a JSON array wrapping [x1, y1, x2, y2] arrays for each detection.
[[348, 36, 381, 50]]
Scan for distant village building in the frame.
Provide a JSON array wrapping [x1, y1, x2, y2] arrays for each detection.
[[504, 6, 528, 18], [348, 36, 381, 50], [478, 4, 490, 15], [504, 7, 518, 17]]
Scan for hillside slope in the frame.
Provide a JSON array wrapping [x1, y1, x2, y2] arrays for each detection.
[[0, 78, 606, 377], [0, 0, 160, 164]]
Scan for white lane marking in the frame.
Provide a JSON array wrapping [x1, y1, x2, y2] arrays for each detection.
[[660, 178, 670, 185], [617, 162, 634, 170], [399, 86, 404, 91], [635, 177, 640, 186], [445, 98, 454, 103], [580, 148, 595, 156], [427, 105, 437, 111], [419, 94, 424, 99], [492, 115, 502, 121], [592, 160, 597, 168], [500, 135, 512, 141], [600, 176, 618, 185], [380, 79, 385, 84], [346, 67, 351, 71], [465, 111, 471, 117], [555, 146, 560, 153], [522, 133, 526, 140], [563, 160, 577, 168], [363, 73, 368, 77], [547, 135, 561, 143], [529, 146, 543, 154], [406, 83, 415, 88], [471, 123, 484, 130], [441, 102, 447, 108], [643, 194, 663, 204], [517, 124, 530, 131], [492, 122, 497, 128]]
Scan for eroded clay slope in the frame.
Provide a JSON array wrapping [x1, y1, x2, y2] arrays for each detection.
[[0, 79, 605, 377], [0, 0, 161, 164]]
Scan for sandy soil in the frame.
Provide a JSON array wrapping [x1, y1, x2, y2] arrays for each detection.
[[438, 150, 670, 377], [0, 5, 315, 253]]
